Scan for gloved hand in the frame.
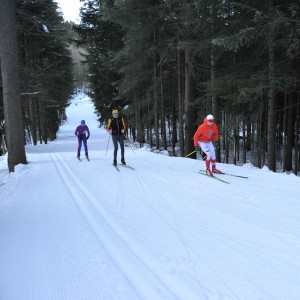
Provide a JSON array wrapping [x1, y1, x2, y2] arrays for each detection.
[[195, 146, 200, 151], [121, 129, 125, 134], [215, 141, 219, 148], [86, 136, 89, 140]]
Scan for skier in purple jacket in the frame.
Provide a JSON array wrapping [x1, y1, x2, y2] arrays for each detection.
[[75, 120, 90, 159]]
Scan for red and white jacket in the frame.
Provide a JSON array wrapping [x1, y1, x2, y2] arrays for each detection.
[[193, 118, 218, 146]]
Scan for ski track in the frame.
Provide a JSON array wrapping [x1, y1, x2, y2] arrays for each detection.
[[129, 171, 244, 300], [51, 152, 202, 300], [109, 161, 261, 300], [125, 168, 300, 300]]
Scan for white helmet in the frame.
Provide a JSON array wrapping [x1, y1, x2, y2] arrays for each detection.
[[206, 114, 214, 121]]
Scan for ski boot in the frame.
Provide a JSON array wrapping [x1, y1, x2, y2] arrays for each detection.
[[212, 167, 221, 174], [121, 158, 126, 165], [206, 168, 213, 176]]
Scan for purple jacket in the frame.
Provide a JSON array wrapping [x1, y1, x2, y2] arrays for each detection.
[[75, 125, 90, 139]]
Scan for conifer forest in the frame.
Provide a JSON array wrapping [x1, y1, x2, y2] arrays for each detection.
[[0, 0, 300, 174]]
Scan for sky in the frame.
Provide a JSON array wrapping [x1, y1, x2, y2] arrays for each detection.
[[55, 0, 81, 23], [1, 92, 300, 300]]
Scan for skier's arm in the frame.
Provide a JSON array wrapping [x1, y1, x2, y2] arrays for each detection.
[[86, 126, 90, 139], [193, 126, 202, 147], [107, 119, 112, 133], [213, 125, 219, 142], [121, 118, 126, 131]]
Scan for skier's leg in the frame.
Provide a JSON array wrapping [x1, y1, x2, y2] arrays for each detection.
[[112, 135, 118, 164], [119, 135, 125, 164], [77, 138, 82, 157], [83, 137, 88, 156], [199, 141, 212, 173], [208, 142, 221, 173]]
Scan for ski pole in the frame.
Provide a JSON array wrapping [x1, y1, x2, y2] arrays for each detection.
[[105, 133, 111, 156], [185, 150, 197, 158], [124, 133, 135, 154]]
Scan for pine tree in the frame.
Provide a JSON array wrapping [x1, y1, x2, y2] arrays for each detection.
[[16, 0, 74, 144]]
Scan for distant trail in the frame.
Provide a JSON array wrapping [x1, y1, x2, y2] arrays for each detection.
[[51, 152, 204, 300]]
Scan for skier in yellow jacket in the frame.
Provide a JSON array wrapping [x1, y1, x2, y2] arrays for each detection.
[[107, 110, 126, 166]]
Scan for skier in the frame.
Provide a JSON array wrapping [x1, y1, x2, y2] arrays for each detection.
[[107, 109, 126, 166], [75, 120, 90, 159], [193, 114, 221, 176]]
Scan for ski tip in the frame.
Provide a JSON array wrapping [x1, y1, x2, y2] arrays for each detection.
[[112, 164, 120, 171], [118, 164, 135, 170], [198, 171, 230, 184]]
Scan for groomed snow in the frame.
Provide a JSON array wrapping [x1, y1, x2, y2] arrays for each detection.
[[1, 92, 300, 300]]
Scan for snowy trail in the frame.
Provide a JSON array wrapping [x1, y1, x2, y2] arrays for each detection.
[[51, 152, 203, 300], [1, 92, 300, 300]]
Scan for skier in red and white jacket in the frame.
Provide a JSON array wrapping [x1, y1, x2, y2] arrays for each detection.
[[193, 114, 221, 176]]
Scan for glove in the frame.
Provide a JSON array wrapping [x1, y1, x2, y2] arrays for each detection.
[[86, 136, 89, 140], [195, 146, 200, 151], [121, 129, 125, 133], [215, 141, 219, 148]]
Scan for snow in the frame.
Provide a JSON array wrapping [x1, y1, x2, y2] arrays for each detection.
[[42, 24, 49, 33], [1, 92, 300, 300]]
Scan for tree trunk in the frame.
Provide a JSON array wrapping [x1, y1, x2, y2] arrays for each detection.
[[284, 93, 295, 172], [140, 106, 145, 148], [160, 64, 167, 150], [0, 0, 27, 171], [233, 123, 237, 165], [171, 92, 177, 156], [295, 94, 299, 175], [34, 97, 42, 144], [267, 0, 277, 171], [177, 47, 184, 156], [242, 121, 247, 164], [29, 98, 38, 145], [210, 0, 220, 161], [153, 33, 159, 150], [147, 90, 153, 148], [134, 92, 140, 144], [184, 50, 196, 157], [224, 112, 229, 163]]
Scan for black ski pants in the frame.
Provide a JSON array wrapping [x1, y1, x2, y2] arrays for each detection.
[[112, 134, 125, 162]]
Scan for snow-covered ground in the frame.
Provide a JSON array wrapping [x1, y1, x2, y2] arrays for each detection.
[[1, 92, 300, 300]]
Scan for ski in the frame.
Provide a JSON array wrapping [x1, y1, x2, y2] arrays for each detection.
[[118, 164, 135, 170], [0, 183, 5, 187], [199, 171, 230, 184], [200, 170, 248, 179], [113, 164, 120, 172]]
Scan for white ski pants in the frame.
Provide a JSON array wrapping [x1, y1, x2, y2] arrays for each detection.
[[198, 141, 216, 161]]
